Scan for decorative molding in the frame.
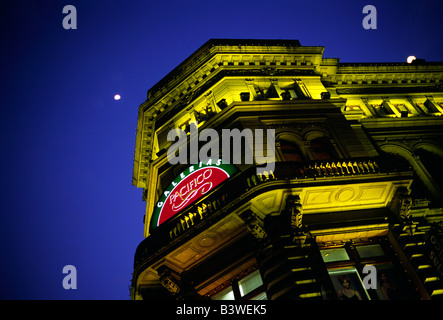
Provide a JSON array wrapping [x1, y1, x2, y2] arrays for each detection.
[[165, 215, 246, 273], [298, 181, 410, 214]]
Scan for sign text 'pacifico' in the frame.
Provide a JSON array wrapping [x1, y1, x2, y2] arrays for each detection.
[[150, 159, 237, 231]]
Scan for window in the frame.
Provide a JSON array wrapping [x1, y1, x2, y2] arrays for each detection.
[[415, 148, 443, 192], [238, 270, 264, 297], [393, 104, 410, 117], [251, 292, 268, 300], [321, 244, 379, 300], [254, 84, 280, 100], [355, 244, 385, 259], [293, 79, 311, 99], [195, 104, 216, 123], [320, 240, 416, 300], [212, 287, 235, 300], [310, 137, 335, 160], [372, 102, 396, 117], [211, 269, 267, 300], [380, 102, 395, 115], [321, 248, 350, 263], [279, 140, 304, 162], [328, 267, 370, 300], [265, 84, 279, 98], [424, 99, 441, 114], [372, 263, 405, 300]]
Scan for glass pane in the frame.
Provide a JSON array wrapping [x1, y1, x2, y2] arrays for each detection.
[[239, 270, 263, 297], [280, 142, 303, 162], [372, 263, 415, 300], [212, 287, 234, 300], [356, 244, 385, 259], [251, 291, 268, 300], [321, 248, 350, 263], [328, 267, 370, 300]]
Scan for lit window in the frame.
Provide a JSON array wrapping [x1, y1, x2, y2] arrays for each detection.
[[211, 269, 267, 300], [321, 241, 416, 300], [238, 270, 263, 297], [328, 267, 370, 300], [212, 287, 234, 300], [356, 244, 385, 259], [251, 292, 268, 300], [321, 248, 350, 263]]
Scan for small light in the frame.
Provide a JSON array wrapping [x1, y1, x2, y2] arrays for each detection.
[[114, 94, 121, 101], [407, 56, 416, 64]]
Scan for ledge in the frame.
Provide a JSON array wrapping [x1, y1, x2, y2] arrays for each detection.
[[133, 156, 413, 272]]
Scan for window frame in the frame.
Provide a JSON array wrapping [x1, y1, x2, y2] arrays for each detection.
[[320, 239, 395, 300], [210, 268, 267, 301]]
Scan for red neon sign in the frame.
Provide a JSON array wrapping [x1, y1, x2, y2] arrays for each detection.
[[157, 167, 228, 226], [151, 161, 239, 231], [151, 160, 238, 230]]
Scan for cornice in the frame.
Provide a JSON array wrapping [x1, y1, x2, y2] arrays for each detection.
[[143, 39, 324, 112]]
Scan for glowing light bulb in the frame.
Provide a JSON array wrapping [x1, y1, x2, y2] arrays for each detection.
[[114, 94, 121, 100], [407, 56, 416, 64]]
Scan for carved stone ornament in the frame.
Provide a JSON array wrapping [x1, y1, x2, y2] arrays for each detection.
[[159, 269, 181, 295], [242, 210, 269, 242], [390, 186, 416, 235], [285, 195, 313, 246], [286, 195, 303, 230]]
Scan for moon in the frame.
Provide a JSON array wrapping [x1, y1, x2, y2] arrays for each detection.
[[407, 56, 416, 64], [114, 94, 121, 101]]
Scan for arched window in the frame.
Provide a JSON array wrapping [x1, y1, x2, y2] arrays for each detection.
[[381, 151, 428, 199], [278, 139, 304, 162], [310, 137, 336, 160], [378, 145, 443, 199], [415, 148, 443, 195]]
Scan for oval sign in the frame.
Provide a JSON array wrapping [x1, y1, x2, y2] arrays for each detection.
[[150, 159, 237, 231]]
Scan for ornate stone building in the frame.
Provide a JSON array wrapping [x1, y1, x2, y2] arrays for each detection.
[[131, 39, 443, 300]]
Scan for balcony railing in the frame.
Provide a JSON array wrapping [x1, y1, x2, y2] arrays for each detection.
[[133, 156, 411, 270]]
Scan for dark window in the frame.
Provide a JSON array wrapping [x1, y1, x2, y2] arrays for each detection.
[[424, 99, 440, 113], [415, 148, 443, 194], [254, 84, 280, 100], [279, 140, 304, 162], [310, 137, 335, 160]]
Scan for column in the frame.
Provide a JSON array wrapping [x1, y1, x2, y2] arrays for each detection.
[[251, 196, 336, 300]]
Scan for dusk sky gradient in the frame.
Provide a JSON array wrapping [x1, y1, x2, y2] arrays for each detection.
[[1, 0, 442, 299]]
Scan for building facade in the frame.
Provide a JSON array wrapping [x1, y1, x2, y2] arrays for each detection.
[[131, 39, 443, 300]]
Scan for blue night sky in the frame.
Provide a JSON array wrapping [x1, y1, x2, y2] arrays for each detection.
[[1, 0, 442, 300]]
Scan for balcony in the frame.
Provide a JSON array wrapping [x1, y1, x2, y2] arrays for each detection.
[[133, 156, 412, 271]]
